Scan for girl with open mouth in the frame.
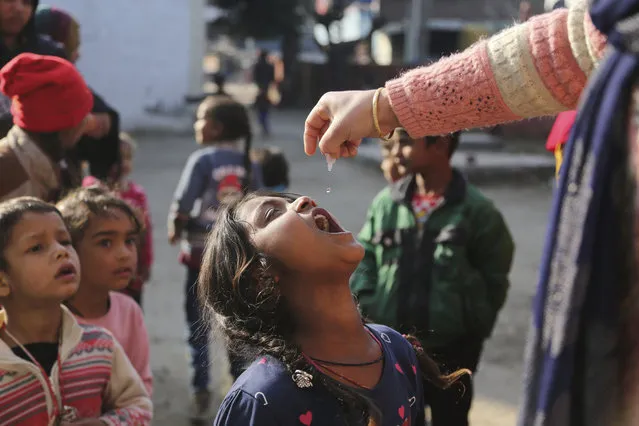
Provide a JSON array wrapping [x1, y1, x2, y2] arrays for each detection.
[[200, 192, 470, 426]]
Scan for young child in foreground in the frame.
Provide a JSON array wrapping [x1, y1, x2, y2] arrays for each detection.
[[57, 186, 153, 396], [0, 197, 151, 426], [202, 192, 470, 426]]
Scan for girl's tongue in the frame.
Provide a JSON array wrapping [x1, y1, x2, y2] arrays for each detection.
[[314, 214, 330, 232], [312, 208, 344, 233]]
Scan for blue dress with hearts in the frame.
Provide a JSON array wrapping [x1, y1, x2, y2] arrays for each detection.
[[213, 324, 425, 426]]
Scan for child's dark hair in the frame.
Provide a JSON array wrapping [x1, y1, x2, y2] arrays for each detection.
[[213, 73, 226, 94], [199, 192, 470, 425], [199, 96, 253, 191], [56, 186, 142, 245], [392, 128, 461, 159], [0, 197, 61, 271], [427, 131, 461, 158], [250, 147, 289, 189]]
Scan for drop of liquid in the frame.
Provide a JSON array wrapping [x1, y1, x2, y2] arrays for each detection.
[[326, 154, 336, 172], [326, 187, 331, 194]]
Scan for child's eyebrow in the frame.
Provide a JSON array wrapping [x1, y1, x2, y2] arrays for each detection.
[[91, 230, 118, 238], [19, 231, 46, 242], [255, 199, 277, 215], [91, 229, 139, 238]]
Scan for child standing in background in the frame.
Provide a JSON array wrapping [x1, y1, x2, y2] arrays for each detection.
[[168, 96, 262, 421], [83, 133, 153, 306], [0, 197, 151, 425], [57, 186, 153, 396], [352, 129, 514, 426], [250, 146, 289, 192]]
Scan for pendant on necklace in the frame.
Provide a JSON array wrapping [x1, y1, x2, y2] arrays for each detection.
[[61, 405, 79, 422], [292, 370, 313, 389]]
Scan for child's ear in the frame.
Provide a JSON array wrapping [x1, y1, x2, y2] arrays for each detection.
[[211, 122, 224, 140], [0, 273, 11, 298]]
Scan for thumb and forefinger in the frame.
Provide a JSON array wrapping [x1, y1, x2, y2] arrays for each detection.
[[304, 103, 351, 160]]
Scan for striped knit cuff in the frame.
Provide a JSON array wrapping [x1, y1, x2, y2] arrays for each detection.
[[385, 73, 424, 138]]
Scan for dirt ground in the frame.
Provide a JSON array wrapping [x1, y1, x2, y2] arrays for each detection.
[[133, 110, 553, 425]]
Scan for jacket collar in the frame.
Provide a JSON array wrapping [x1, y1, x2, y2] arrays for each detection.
[[390, 168, 467, 206], [0, 305, 83, 365]]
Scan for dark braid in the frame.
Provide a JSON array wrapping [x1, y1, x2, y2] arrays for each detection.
[[199, 96, 253, 191], [199, 192, 467, 426], [402, 334, 471, 388]]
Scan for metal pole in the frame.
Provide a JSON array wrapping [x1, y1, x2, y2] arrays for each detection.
[[421, 0, 432, 59], [403, 0, 422, 63]]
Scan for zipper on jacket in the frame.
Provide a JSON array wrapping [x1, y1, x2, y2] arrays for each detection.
[[397, 200, 446, 336]]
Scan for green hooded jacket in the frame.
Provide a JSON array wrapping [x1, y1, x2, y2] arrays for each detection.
[[351, 171, 515, 349]]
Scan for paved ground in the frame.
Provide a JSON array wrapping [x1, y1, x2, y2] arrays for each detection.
[[133, 109, 553, 425]]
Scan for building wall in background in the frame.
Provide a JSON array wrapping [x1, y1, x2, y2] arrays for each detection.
[[50, 0, 205, 129]]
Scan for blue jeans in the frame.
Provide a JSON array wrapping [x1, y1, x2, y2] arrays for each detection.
[[257, 109, 270, 135], [185, 267, 209, 391]]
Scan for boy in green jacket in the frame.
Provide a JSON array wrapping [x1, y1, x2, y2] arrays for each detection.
[[351, 128, 514, 426]]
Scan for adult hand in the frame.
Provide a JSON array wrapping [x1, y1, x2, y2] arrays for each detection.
[[303, 89, 400, 159]]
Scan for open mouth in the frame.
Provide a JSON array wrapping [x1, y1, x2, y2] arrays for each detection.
[[55, 263, 77, 279], [312, 208, 344, 234], [113, 267, 133, 277]]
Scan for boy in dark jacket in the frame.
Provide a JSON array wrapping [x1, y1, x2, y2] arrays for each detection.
[[351, 128, 514, 426]]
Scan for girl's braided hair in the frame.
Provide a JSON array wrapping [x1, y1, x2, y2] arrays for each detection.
[[198, 192, 470, 425]]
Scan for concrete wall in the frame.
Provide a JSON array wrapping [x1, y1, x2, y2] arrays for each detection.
[[50, 0, 205, 129]]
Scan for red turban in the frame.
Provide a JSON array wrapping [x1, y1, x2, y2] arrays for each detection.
[[0, 53, 93, 132]]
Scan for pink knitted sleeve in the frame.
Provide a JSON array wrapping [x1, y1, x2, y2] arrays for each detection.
[[386, 1, 606, 138], [386, 40, 519, 137]]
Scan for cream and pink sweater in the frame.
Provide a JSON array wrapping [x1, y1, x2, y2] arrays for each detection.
[[386, 0, 607, 137]]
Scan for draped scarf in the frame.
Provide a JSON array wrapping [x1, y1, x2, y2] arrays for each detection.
[[519, 1, 639, 425]]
